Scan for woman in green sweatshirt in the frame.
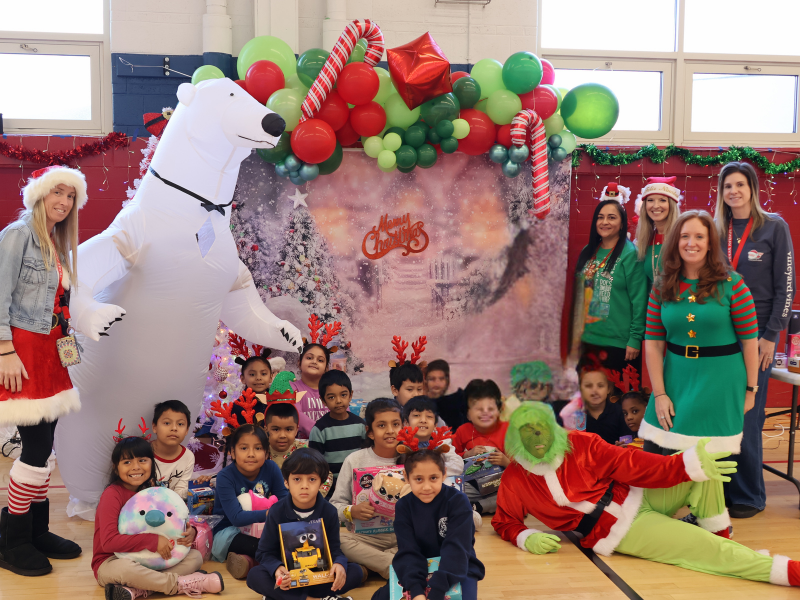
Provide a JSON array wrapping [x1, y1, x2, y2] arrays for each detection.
[[574, 200, 648, 391]]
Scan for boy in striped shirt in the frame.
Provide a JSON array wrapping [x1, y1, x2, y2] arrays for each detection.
[[309, 370, 365, 496]]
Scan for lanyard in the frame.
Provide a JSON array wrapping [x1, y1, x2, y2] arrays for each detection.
[[727, 216, 753, 270]]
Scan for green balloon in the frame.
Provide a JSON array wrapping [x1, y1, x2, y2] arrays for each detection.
[[452, 77, 481, 109], [296, 48, 330, 87], [420, 93, 460, 126], [256, 131, 291, 163], [285, 74, 309, 95], [379, 162, 397, 173], [385, 94, 421, 129], [266, 88, 304, 131], [373, 67, 394, 105], [191, 65, 224, 85], [395, 145, 418, 169], [416, 144, 438, 168], [452, 119, 470, 139], [543, 84, 562, 112], [559, 129, 577, 154], [347, 39, 368, 64], [383, 132, 402, 152], [543, 113, 565, 138], [404, 125, 427, 148], [501, 51, 543, 94], [435, 120, 454, 138], [317, 142, 343, 175], [440, 137, 458, 154], [561, 83, 620, 139], [487, 89, 522, 125], [377, 150, 397, 169], [474, 98, 489, 115], [397, 164, 416, 173], [238, 35, 297, 79], [427, 128, 441, 145], [470, 59, 505, 99], [364, 136, 385, 158]]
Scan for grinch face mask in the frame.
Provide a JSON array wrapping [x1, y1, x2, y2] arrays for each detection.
[[519, 419, 553, 459], [506, 402, 570, 468]]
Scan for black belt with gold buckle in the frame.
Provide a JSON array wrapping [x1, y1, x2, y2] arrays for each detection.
[[666, 341, 740, 359]]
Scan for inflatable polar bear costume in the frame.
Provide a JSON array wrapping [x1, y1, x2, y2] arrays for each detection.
[[56, 78, 304, 513]]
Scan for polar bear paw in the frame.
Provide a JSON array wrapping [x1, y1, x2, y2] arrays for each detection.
[[72, 300, 126, 342], [276, 319, 304, 353]]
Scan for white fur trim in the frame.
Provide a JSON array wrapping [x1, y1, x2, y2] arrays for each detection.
[[516, 528, 542, 551], [635, 192, 681, 215], [592, 486, 644, 557], [681, 445, 708, 482], [757, 549, 771, 556], [697, 510, 731, 533], [9, 458, 50, 486], [514, 454, 563, 475], [605, 501, 622, 520], [639, 182, 680, 203], [0, 388, 80, 426], [770, 555, 791, 586], [542, 470, 570, 506], [600, 184, 632, 205], [515, 456, 597, 513], [23, 166, 88, 210], [638, 419, 743, 454]]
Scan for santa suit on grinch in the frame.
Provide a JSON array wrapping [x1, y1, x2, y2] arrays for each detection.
[[492, 403, 800, 587]]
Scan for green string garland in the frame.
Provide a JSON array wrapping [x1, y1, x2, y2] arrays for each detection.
[[571, 144, 800, 175]]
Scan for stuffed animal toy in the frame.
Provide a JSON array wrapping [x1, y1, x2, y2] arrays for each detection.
[[237, 490, 279, 537], [368, 470, 411, 517], [116, 487, 190, 569]]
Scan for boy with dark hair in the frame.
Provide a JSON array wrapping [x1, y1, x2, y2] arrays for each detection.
[[266, 402, 333, 496], [389, 363, 425, 406], [247, 448, 366, 600], [424, 359, 469, 430], [309, 371, 365, 494], [402, 396, 464, 477], [151, 400, 195, 499]]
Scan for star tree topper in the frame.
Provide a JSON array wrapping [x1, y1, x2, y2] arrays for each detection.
[[288, 188, 308, 209]]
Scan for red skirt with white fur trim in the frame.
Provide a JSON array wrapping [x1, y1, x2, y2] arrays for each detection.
[[0, 326, 80, 426]]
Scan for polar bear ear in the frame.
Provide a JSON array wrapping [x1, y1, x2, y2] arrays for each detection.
[[177, 83, 197, 106]]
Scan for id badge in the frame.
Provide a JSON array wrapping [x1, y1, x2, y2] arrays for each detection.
[[56, 334, 81, 367]]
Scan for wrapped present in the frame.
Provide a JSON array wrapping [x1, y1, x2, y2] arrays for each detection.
[[389, 556, 462, 600], [188, 515, 222, 561]]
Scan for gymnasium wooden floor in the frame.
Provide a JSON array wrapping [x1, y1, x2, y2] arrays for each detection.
[[1, 416, 798, 600]]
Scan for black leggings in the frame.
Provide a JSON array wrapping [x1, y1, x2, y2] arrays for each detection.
[[228, 533, 259, 558], [18, 420, 57, 468]]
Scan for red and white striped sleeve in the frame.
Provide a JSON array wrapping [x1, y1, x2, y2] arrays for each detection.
[[730, 274, 759, 339], [644, 288, 666, 340]]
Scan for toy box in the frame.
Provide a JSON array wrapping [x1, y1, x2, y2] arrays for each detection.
[[349, 398, 368, 420], [789, 356, 800, 374], [187, 486, 215, 516], [389, 556, 462, 600], [462, 452, 504, 483], [351, 465, 407, 534], [279, 519, 335, 589], [443, 476, 463, 493]]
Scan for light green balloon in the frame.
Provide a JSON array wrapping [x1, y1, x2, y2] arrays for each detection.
[[452, 119, 471, 139], [385, 94, 421, 129], [191, 65, 225, 85], [379, 162, 398, 173], [383, 132, 402, 152], [347, 39, 368, 64], [474, 98, 489, 115], [373, 67, 394, 105], [364, 136, 385, 158], [544, 114, 565, 138], [470, 59, 505, 99], [237, 35, 297, 80], [377, 150, 397, 169], [285, 74, 310, 96], [265, 88, 304, 132], [486, 89, 522, 125], [561, 83, 620, 139], [559, 129, 577, 153]]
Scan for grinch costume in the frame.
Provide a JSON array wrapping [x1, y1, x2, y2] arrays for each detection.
[[492, 403, 800, 587]]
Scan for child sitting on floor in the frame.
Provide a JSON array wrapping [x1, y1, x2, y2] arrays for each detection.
[[93, 437, 222, 599], [620, 390, 648, 446], [231, 351, 275, 425], [151, 400, 196, 499], [246, 448, 366, 600], [401, 396, 463, 476]]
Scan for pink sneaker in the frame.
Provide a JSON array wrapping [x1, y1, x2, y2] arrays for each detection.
[[177, 571, 224, 597], [104, 584, 151, 600]]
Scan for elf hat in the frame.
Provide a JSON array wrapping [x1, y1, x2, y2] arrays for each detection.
[[23, 165, 88, 211], [635, 176, 682, 213], [599, 182, 631, 204]]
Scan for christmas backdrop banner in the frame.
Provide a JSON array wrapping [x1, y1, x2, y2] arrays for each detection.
[[218, 149, 573, 404]]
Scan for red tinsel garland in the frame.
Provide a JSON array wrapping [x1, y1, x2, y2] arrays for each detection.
[[0, 132, 129, 165]]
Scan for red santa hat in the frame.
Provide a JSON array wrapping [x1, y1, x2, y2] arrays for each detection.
[[635, 176, 682, 214], [22, 165, 88, 211], [599, 181, 631, 204]]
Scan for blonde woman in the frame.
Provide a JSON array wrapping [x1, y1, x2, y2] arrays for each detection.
[[634, 176, 682, 289], [714, 161, 796, 519], [0, 166, 88, 575]]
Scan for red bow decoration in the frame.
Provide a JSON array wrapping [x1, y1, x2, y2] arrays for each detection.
[[387, 32, 452, 109]]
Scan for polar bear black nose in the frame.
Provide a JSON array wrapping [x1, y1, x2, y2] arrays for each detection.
[[262, 113, 286, 137]]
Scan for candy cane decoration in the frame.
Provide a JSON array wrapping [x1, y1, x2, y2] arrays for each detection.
[[299, 20, 385, 123], [510, 109, 550, 220]]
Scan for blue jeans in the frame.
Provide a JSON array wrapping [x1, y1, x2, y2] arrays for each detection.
[[725, 355, 775, 510]]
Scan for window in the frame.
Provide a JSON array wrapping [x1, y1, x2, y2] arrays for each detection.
[[4, 0, 103, 35]]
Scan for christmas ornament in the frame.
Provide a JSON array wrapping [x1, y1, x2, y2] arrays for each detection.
[[510, 109, 550, 219], [219, 390, 228, 399], [214, 364, 228, 382], [251, 244, 259, 251], [387, 32, 452, 110]]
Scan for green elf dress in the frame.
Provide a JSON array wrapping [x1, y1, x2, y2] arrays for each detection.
[[642, 232, 664, 290], [640, 272, 758, 453]]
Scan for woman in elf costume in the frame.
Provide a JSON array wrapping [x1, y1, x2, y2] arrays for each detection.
[[640, 211, 759, 456], [713, 162, 795, 519], [634, 176, 682, 290], [492, 402, 800, 587]]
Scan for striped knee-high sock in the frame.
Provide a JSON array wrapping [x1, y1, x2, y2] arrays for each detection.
[[31, 452, 57, 504], [7, 459, 50, 515]]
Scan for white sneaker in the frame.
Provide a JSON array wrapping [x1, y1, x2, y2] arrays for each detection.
[[472, 510, 483, 529]]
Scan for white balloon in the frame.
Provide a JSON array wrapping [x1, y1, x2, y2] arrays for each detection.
[[56, 78, 305, 511]]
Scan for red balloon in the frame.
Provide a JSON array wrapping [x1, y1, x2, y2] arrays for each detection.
[[316, 90, 350, 131], [246, 60, 285, 104], [337, 63, 380, 106], [496, 124, 512, 148], [336, 119, 360, 147], [290, 119, 337, 164], [451, 71, 469, 83], [541, 59, 555, 86], [349, 101, 386, 137], [235, 79, 248, 91], [458, 109, 496, 156], [520, 86, 558, 120]]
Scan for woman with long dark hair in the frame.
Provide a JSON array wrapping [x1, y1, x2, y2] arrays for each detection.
[[713, 162, 796, 519]]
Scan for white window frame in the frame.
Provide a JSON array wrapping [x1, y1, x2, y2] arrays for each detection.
[[0, 0, 111, 134]]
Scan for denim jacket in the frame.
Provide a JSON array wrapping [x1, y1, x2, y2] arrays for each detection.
[[0, 215, 62, 340]]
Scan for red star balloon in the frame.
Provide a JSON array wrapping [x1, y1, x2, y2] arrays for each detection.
[[387, 32, 452, 110]]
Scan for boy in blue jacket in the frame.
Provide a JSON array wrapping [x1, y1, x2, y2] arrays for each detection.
[[247, 447, 366, 600]]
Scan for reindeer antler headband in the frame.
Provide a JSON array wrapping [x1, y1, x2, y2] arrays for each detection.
[[209, 388, 260, 437], [396, 426, 452, 455], [388, 335, 427, 369], [228, 331, 269, 366], [113, 417, 152, 443], [303, 314, 343, 353]]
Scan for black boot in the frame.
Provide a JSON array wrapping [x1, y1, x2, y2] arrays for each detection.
[[30, 499, 82, 559], [0, 507, 52, 576]]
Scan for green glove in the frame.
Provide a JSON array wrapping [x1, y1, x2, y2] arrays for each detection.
[[696, 438, 737, 482], [524, 532, 562, 554]]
